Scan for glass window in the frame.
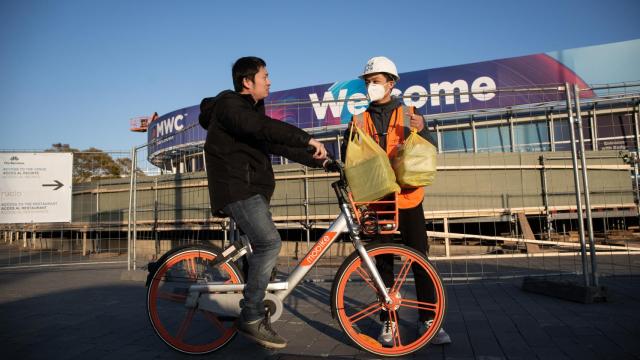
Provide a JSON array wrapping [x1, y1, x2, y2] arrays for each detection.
[[596, 112, 636, 150], [553, 117, 571, 143], [597, 112, 633, 138], [476, 125, 511, 152], [580, 115, 593, 150], [553, 117, 593, 151], [553, 118, 571, 151], [442, 129, 473, 153], [514, 121, 550, 152]]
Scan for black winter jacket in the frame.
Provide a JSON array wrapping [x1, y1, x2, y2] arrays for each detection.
[[199, 90, 321, 214]]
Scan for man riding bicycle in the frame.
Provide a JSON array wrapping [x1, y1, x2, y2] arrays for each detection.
[[198, 56, 327, 349]]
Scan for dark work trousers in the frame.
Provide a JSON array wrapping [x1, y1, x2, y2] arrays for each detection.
[[376, 201, 434, 323]]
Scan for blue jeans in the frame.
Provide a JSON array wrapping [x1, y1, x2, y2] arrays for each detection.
[[223, 194, 281, 322]]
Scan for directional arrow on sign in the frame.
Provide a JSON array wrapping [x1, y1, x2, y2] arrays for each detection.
[[42, 180, 64, 191]]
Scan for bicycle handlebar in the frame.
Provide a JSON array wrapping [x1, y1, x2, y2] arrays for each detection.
[[323, 157, 343, 174], [304, 146, 348, 203], [305, 145, 345, 176]]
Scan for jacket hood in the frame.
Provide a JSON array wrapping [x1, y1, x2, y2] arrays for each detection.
[[198, 90, 235, 129]]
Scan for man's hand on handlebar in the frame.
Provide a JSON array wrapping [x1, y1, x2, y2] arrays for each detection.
[[308, 138, 327, 160], [305, 141, 340, 172], [323, 158, 342, 173]]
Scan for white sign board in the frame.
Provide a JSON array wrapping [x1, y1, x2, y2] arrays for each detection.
[[0, 153, 73, 223]]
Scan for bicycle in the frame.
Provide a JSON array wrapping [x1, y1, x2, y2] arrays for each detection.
[[145, 158, 446, 357]]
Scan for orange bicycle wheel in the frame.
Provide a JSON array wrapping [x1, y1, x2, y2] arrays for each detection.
[[331, 244, 446, 357], [147, 246, 243, 354]]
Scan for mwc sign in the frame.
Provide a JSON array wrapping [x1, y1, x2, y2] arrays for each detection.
[[152, 114, 185, 139]]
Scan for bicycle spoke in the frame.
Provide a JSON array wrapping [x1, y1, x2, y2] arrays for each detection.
[[354, 265, 378, 293], [389, 310, 402, 347], [347, 301, 382, 324], [161, 274, 189, 283], [176, 309, 196, 341], [202, 310, 228, 333], [398, 298, 437, 312], [186, 258, 197, 280], [148, 248, 242, 354], [156, 290, 187, 303], [333, 245, 446, 356], [391, 258, 413, 294]]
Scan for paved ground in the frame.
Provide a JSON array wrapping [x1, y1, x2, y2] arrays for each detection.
[[1, 242, 640, 359]]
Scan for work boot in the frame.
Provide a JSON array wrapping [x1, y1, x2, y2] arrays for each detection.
[[237, 316, 287, 349], [377, 320, 397, 347], [419, 319, 451, 345]]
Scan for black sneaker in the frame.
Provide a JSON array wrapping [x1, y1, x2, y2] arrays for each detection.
[[237, 317, 287, 349]]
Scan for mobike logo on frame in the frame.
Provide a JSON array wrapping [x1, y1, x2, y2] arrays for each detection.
[[308, 76, 497, 119], [301, 232, 337, 266]]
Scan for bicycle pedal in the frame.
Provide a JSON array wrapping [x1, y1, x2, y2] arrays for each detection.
[[214, 240, 252, 266], [227, 247, 249, 262]]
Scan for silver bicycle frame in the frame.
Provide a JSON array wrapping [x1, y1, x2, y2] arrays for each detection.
[[189, 210, 393, 304]]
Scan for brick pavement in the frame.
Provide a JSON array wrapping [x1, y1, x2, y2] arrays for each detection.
[[1, 255, 640, 359]]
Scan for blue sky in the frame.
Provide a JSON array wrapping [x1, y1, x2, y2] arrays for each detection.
[[1, 0, 639, 152]]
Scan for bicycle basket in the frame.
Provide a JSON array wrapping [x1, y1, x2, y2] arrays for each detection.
[[347, 192, 399, 235]]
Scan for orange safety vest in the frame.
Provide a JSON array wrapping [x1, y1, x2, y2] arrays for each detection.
[[352, 104, 424, 209]]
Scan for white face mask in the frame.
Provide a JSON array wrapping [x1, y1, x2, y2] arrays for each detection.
[[366, 83, 386, 102]]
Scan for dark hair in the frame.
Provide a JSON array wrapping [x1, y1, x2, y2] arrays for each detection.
[[383, 73, 396, 82], [232, 56, 267, 92]]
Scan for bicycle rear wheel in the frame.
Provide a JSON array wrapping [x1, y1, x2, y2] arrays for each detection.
[[331, 243, 446, 357], [147, 246, 243, 354]]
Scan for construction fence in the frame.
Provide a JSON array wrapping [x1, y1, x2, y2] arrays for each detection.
[[2, 83, 640, 286]]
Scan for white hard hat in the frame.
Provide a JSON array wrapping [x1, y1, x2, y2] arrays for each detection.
[[360, 56, 399, 81]]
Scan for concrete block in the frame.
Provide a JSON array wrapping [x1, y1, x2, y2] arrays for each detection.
[[522, 276, 607, 304]]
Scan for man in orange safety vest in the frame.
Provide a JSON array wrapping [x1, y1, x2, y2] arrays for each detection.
[[344, 56, 451, 346]]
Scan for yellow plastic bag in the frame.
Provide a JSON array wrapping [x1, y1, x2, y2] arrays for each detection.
[[345, 125, 400, 202], [392, 129, 437, 188]]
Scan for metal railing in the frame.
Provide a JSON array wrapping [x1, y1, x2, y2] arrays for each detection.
[[2, 83, 640, 284]]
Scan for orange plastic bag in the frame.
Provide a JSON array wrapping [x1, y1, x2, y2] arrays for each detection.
[[345, 125, 400, 202]]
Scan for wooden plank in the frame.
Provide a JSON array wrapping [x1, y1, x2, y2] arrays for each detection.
[[517, 213, 541, 253]]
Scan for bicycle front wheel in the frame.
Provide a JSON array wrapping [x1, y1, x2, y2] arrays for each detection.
[[331, 243, 446, 357], [147, 246, 243, 354]]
